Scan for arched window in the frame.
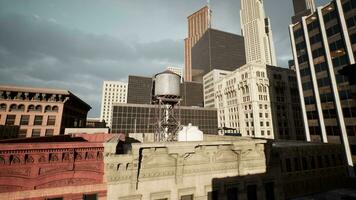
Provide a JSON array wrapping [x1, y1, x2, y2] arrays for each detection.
[[35, 105, 42, 112], [52, 106, 59, 112], [0, 103, 6, 111], [45, 105, 51, 112], [18, 104, 25, 111], [9, 104, 17, 111], [28, 105, 35, 112], [245, 86, 249, 93]]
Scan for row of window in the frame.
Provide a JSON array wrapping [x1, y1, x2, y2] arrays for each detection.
[[317, 77, 331, 87], [4, 115, 56, 126], [310, 33, 322, 45], [346, 15, 356, 28], [283, 153, 343, 173], [342, 0, 356, 13], [326, 24, 341, 37], [46, 193, 97, 200], [19, 128, 55, 138], [0, 103, 59, 113]]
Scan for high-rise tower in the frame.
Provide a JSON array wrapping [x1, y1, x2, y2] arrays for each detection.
[[291, 0, 316, 23], [184, 6, 209, 81], [240, 0, 277, 66]]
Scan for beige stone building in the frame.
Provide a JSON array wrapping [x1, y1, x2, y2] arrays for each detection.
[[104, 134, 349, 200], [104, 135, 267, 200]]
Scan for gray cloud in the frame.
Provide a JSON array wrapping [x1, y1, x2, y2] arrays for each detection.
[[0, 13, 183, 117]]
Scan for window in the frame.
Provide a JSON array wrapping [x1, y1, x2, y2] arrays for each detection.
[[286, 158, 292, 172], [47, 116, 56, 126], [247, 185, 257, 200], [18, 129, 27, 138], [5, 115, 16, 125], [45, 129, 54, 136], [0, 103, 6, 111], [20, 115, 30, 125], [181, 195, 194, 200], [83, 194, 97, 200], [34, 116, 43, 125], [32, 129, 41, 137]]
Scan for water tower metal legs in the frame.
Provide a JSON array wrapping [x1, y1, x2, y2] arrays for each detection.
[[154, 98, 181, 142]]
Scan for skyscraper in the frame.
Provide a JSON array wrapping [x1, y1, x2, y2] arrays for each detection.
[[191, 28, 246, 83], [100, 81, 127, 128], [289, 0, 356, 174], [240, 0, 277, 66], [292, 0, 316, 23], [184, 6, 209, 81]]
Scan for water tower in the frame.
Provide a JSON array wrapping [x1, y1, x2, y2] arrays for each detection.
[[153, 70, 182, 142]]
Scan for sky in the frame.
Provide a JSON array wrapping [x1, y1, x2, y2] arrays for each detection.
[[0, 0, 330, 117]]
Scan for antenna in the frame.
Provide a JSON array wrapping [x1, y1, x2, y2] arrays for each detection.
[[207, 0, 211, 28]]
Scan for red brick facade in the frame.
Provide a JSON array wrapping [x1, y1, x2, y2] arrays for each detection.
[[0, 135, 108, 200]]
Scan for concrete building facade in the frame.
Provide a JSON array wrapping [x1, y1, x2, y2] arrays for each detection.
[[289, 0, 356, 171], [266, 65, 306, 140], [100, 81, 127, 128], [191, 29, 246, 83], [214, 64, 305, 140], [240, 0, 277, 66], [0, 85, 91, 138], [104, 135, 267, 200], [104, 135, 349, 200], [215, 63, 274, 139], [184, 6, 209, 81], [203, 69, 231, 108]]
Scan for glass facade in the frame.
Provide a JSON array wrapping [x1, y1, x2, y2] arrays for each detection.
[[112, 104, 218, 134]]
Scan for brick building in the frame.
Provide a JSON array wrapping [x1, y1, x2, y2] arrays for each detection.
[[0, 134, 110, 200], [0, 85, 91, 138]]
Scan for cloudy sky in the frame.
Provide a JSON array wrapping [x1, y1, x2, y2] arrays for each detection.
[[0, 0, 330, 117]]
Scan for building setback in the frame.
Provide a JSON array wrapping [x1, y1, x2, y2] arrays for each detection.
[[100, 81, 127, 128], [289, 0, 356, 172], [0, 85, 91, 137], [184, 6, 209, 81], [191, 28, 246, 83], [111, 103, 218, 134]]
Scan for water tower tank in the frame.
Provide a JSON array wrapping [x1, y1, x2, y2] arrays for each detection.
[[154, 70, 181, 97]]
